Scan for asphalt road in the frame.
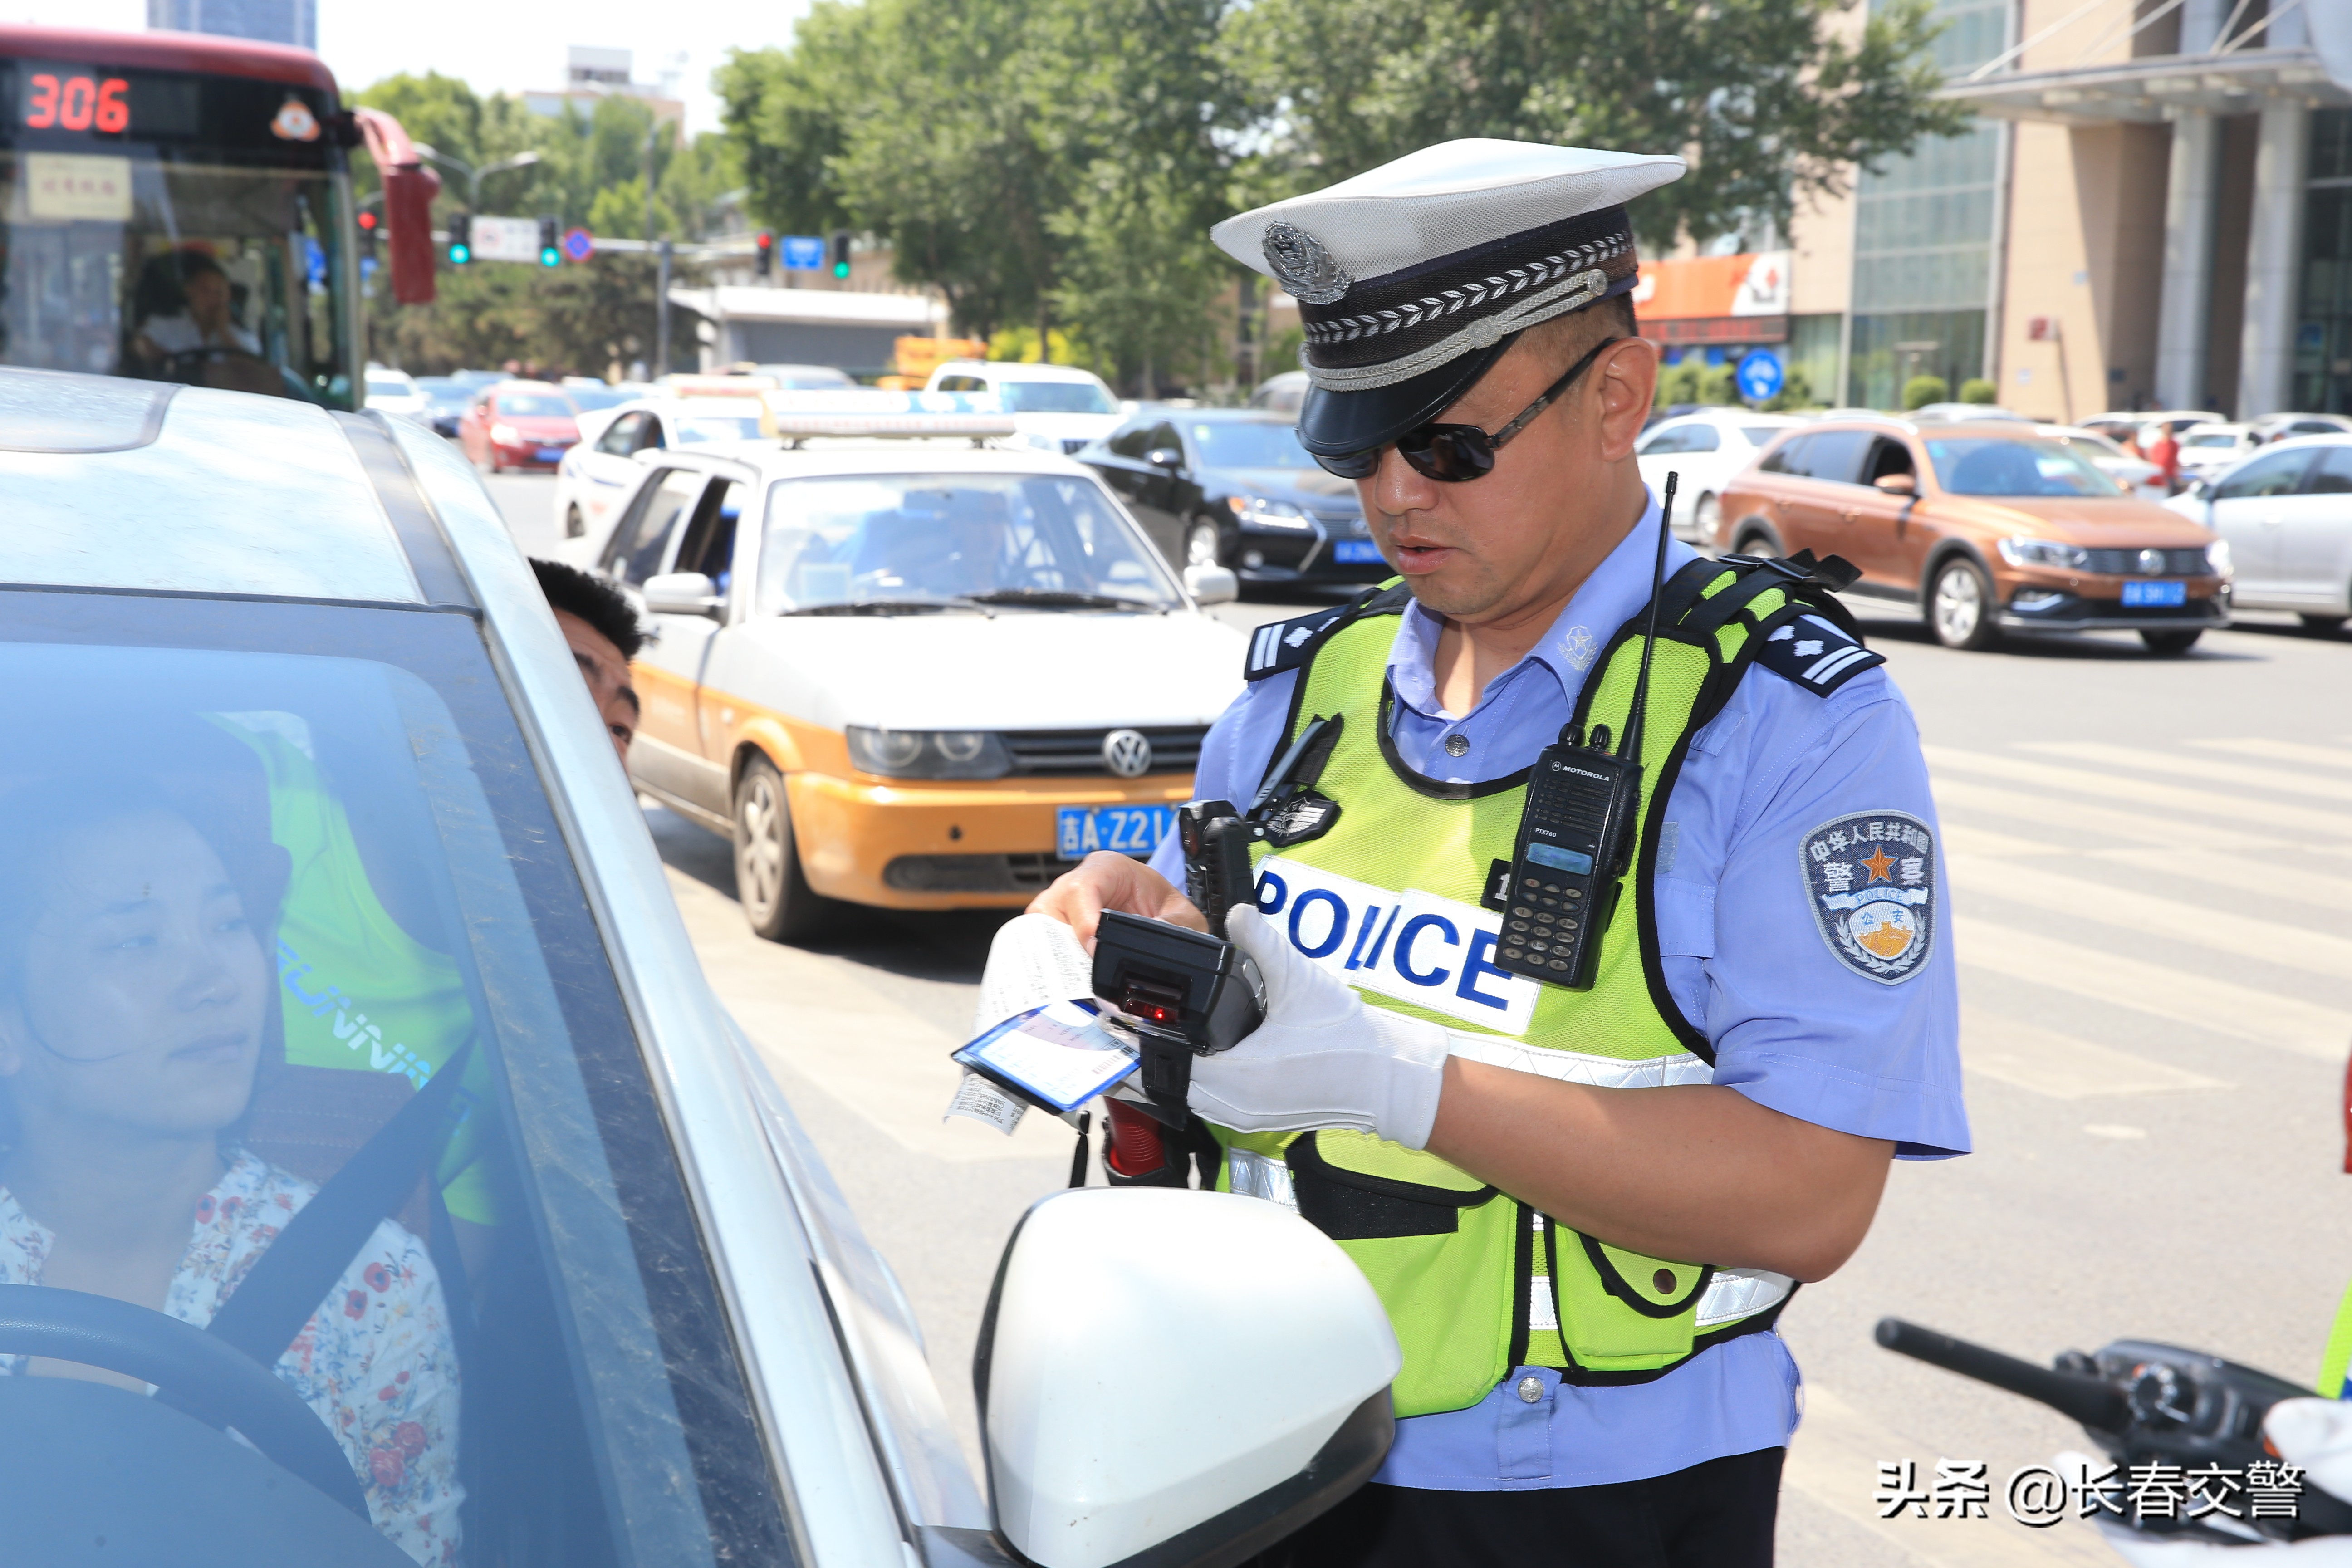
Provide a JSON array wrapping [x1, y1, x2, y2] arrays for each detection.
[[486, 468, 2352, 1566]]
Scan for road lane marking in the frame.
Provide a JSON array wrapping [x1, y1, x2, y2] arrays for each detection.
[[2195, 738, 2352, 773], [1786, 1384, 2117, 1567], [1960, 1008, 2229, 1099], [1947, 855, 2352, 981], [2091, 844, 2352, 916], [1941, 823, 2068, 859], [1924, 745, 2352, 842], [1954, 916, 2351, 1060], [1930, 777, 2283, 853], [2024, 740, 2352, 804]]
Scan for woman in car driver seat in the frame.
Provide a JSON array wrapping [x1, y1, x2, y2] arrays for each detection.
[[0, 775, 461, 1566]]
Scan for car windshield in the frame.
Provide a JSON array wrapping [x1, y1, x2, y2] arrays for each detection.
[[758, 471, 1180, 612], [366, 378, 413, 400], [565, 387, 632, 412], [1923, 437, 2126, 497], [2183, 431, 2241, 448], [1188, 420, 1314, 469], [676, 415, 767, 444], [415, 379, 470, 409], [0, 594, 788, 1567], [994, 380, 1117, 415], [493, 393, 574, 418]]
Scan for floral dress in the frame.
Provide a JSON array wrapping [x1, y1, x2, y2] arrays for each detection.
[[0, 1148, 462, 1566]]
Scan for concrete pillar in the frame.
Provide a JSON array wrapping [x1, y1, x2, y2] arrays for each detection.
[[2156, 111, 2220, 409], [2237, 101, 2310, 419]]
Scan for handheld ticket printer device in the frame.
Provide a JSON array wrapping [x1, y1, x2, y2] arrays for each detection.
[[1489, 473, 1678, 989], [1092, 801, 1267, 1126]]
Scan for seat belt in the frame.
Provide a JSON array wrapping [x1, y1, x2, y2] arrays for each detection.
[[180, 1040, 476, 1385]]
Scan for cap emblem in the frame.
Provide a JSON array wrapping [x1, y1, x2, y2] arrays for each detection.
[[1262, 222, 1352, 305]]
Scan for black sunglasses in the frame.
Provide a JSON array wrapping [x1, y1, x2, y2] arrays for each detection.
[[1314, 336, 1623, 483]]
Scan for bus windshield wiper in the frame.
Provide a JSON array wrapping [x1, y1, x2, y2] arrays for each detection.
[[962, 589, 1157, 611]]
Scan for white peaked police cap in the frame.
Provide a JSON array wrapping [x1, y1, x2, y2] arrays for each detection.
[[1212, 140, 1685, 456]]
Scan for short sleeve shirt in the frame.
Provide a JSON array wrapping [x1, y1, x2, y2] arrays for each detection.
[[1149, 490, 1967, 1490]]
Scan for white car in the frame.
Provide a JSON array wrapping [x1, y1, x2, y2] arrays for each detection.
[[925, 359, 1123, 455], [2174, 421, 2259, 476], [2036, 423, 2166, 501], [0, 365, 1400, 1568], [362, 365, 429, 423], [583, 412, 1246, 939], [552, 393, 774, 541], [1634, 409, 1809, 542], [2166, 434, 2352, 629]]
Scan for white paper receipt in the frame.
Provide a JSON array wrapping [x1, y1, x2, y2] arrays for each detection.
[[945, 1071, 1031, 1136], [954, 1000, 1139, 1114]]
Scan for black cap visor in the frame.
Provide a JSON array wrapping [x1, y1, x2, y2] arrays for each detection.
[[1295, 333, 1520, 459]]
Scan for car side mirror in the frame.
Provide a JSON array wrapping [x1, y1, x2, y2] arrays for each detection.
[[1873, 472, 1916, 496], [977, 1189, 1398, 1568], [1145, 448, 1185, 471], [642, 571, 723, 619], [1183, 564, 1239, 606]]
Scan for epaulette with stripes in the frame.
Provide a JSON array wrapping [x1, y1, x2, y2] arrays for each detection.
[[1749, 607, 1885, 695], [1241, 583, 1410, 681]]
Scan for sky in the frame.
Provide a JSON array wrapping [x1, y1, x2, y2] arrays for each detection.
[[14, 0, 811, 137]]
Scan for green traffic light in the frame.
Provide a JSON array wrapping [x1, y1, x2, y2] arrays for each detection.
[[450, 244, 471, 265], [833, 261, 850, 279], [540, 247, 560, 267]]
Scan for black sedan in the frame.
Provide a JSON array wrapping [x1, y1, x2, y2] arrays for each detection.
[[1083, 408, 1387, 591]]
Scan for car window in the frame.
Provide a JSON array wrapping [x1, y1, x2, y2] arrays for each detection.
[[755, 472, 1182, 612], [1637, 425, 1682, 456], [1757, 433, 1812, 475], [675, 415, 766, 445], [936, 375, 985, 393], [0, 595, 791, 1567], [995, 380, 1117, 415], [1107, 423, 1153, 460], [366, 378, 411, 400], [2182, 431, 2242, 449], [2305, 447, 2352, 495], [1675, 425, 1722, 453], [596, 412, 646, 457], [493, 394, 575, 418], [1739, 426, 1786, 447], [567, 387, 632, 412], [1142, 422, 1183, 458], [1924, 437, 2127, 496], [674, 478, 749, 595], [1188, 421, 1314, 469], [1798, 430, 1874, 485], [605, 469, 704, 586], [2214, 449, 2316, 500], [1863, 437, 1915, 484]]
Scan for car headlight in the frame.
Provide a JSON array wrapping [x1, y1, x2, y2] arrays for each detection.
[[2206, 539, 2233, 578], [846, 726, 1012, 780], [1229, 495, 1311, 529], [1995, 537, 2087, 569], [491, 422, 519, 445]]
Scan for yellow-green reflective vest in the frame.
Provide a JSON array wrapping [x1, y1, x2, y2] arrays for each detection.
[[1213, 562, 1830, 1418], [2318, 1279, 2352, 1397], [214, 717, 497, 1225]]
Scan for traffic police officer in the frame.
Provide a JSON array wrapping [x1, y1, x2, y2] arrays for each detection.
[[1035, 138, 1970, 1566]]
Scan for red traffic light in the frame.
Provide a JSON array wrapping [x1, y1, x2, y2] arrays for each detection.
[[755, 231, 774, 251], [357, 211, 378, 230]]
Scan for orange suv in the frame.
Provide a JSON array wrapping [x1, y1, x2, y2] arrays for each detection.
[[1715, 417, 2230, 654]]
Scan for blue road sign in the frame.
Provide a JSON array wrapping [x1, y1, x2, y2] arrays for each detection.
[[1736, 349, 1784, 403], [562, 226, 595, 263], [782, 235, 826, 271]]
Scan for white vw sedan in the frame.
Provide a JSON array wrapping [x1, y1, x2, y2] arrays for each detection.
[[584, 413, 1248, 940], [0, 366, 1396, 1568]]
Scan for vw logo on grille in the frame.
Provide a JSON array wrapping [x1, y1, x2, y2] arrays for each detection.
[[2137, 548, 2166, 574], [1102, 729, 1153, 778]]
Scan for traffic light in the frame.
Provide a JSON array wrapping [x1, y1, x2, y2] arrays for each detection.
[[447, 213, 471, 266], [829, 230, 852, 280], [755, 230, 774, 279], [356, 207, 379, 261], [538, 216, 560, 268]]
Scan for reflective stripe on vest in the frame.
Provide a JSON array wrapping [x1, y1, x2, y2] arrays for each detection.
[[1214, 564, 1806, 1416]]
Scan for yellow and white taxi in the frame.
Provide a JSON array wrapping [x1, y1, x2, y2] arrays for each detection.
[[586, 404, 1247, 938]]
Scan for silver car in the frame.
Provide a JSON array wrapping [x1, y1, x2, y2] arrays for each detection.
[[0, 367, 1397, 1568], [2167, 435, 2352, 630]]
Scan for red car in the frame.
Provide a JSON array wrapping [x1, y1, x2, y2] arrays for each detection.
[[459, 381, 581, 473]]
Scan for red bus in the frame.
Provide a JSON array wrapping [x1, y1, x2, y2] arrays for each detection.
[[0, 25, 434, 409]]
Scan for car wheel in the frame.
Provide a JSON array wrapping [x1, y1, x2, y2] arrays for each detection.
[[565, 504, 584, 539], [1693, 493, 1721, 543], [2298, 612, 2347, 632], [733, 754, 828, 943], [1732, 524, 1781, 559], [2140, 629, 2203, 656], [1926, 556, 2000, 651], [1185, 518, 1223, 569]]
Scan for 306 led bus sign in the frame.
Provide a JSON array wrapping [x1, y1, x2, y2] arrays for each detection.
[[21, 71, 129, 134]]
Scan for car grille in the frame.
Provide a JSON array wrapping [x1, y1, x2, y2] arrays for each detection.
[[884, 853, 1064, 894], [2079, 547, 2210, 575], [1000, 725, 1208, 776]]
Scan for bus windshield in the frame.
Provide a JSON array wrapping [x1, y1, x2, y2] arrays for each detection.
[[0, 54, 354, 406]]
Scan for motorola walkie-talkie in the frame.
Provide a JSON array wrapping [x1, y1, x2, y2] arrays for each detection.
[[1493, 475, 1678, 990]]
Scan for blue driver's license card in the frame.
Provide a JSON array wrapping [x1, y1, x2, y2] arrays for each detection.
[[953, 1000, 1139, 1114]]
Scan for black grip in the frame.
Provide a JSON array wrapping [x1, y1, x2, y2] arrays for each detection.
[[1876, 1318, 2130, 1432]]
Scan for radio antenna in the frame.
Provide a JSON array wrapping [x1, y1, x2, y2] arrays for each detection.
[[1616, 472, 1676, 765]]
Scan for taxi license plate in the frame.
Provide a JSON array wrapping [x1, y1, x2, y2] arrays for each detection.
[[2122, 580, 2186, 607], [1332, 539, 1383, 564], [1057, 804, 1173, 860], [535, 446, 567, 463]]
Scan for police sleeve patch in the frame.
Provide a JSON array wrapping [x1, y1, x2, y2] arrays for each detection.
[[1800, 811, 1936, 984], [1754, 612, 1885, 696]]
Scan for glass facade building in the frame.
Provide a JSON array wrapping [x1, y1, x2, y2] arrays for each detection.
[[2296, 109, 2352, 415], [147, 0, 316, 51]]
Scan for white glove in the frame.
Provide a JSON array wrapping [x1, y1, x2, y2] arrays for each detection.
[[1186, 906, 1450, 1149], [2089, 1400, 2352, 1566]]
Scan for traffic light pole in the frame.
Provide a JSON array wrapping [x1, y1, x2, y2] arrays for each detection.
[[654, 238, 673, 378]]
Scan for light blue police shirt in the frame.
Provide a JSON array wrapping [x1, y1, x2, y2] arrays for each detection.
[[1148, 490, 1968, 1491]]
